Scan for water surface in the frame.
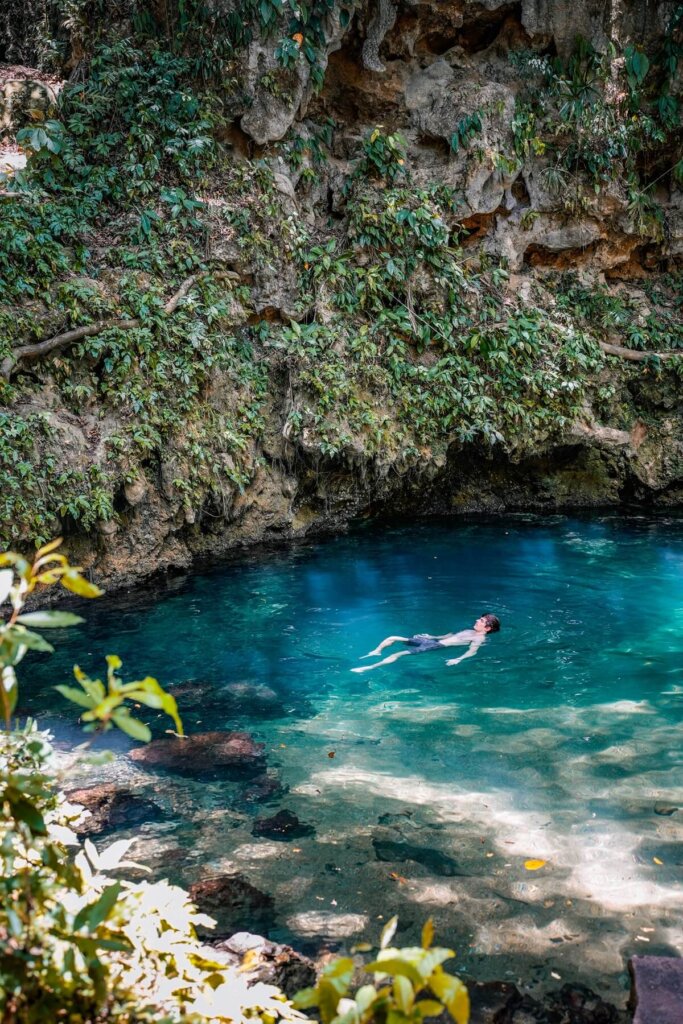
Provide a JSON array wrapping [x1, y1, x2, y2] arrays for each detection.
[[26, 515, 683, 1001]]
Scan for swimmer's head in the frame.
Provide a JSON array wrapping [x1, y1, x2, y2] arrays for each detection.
[[474, 613, 500, 633]]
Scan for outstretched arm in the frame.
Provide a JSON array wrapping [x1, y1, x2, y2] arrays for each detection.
[[446, 638, 483, 667]]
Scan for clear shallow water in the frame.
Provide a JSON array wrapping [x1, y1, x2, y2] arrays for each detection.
[[26, 515, 683, 1001]]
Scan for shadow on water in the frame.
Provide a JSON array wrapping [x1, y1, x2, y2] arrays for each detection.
[[22, 512, 683, 1003]]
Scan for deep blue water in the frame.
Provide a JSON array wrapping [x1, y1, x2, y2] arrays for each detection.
[[25, 515, 683, 999]]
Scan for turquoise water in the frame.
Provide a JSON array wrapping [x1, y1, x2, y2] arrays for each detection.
[[26, 515, 683, 1000]]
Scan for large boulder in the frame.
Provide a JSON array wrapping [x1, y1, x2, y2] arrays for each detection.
[[128, 731, 265, 776]]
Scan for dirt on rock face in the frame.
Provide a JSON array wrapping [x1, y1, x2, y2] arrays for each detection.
[[128, 731, 266, 777]]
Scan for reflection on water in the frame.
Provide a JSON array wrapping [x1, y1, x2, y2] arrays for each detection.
[[25, 514, 683, 1002]]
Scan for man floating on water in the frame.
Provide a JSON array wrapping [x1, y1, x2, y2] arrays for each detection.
[[351, 613, 500, 673]]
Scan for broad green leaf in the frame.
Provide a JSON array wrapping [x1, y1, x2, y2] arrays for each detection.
[[97, 838, 136, 871], [111, 710, 151, 742], [55, 685, 97, 710], [17, 610, 84, 628], [414, 1001, 444, 1018], [393, 975, 414, 1013], [417, 948, 455, 979], [61, 569, 104, 598], [74, 882, 122, 932], [386, 1011, 410, 1024], [380, 914, 398, 949], [365, 959, 422, 987], [293, 987, 318, 1010], [354, 985, 377, 1014], [12, 628, 54, 653], [13, 796, 46, 835]]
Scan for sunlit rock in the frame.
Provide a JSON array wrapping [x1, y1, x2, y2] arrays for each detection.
[[129, 731, 266, 777]]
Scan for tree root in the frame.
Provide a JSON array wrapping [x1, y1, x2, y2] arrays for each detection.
[[1, 270, 239, 380]]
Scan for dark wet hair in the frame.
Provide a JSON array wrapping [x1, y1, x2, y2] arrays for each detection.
[[481, 613, 500, 633]]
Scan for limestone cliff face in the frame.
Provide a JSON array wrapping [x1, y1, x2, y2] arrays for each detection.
[[1, 1, 682, 588]]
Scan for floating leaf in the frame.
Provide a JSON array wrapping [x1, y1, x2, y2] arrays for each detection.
[[524, 859, 546, 871], [653, 857, 663, 865]]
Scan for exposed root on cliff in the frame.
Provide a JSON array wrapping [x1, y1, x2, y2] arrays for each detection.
[[1, 270, 240, 380], [599, 340, 681, 362]]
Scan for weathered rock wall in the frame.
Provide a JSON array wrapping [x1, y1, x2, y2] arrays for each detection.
[[1, 0, 682, 588]]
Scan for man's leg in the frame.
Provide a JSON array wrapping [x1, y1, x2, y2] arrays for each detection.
[[360, 635, 409, 658], [352, 649, 414, 673]]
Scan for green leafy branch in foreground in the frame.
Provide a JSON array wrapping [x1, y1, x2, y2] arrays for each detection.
[[56, 654, 183, 743], [296, 916, 469, 1024], [0, 538, 181, 742]]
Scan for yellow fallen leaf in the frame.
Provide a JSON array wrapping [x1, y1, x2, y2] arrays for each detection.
[[653, 857, 663, 865], [524, 859, 547, 871]]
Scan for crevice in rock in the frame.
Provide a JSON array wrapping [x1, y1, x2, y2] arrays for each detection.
[[523, 240, 600, 269], [454, 1, 523, 55], [459, 211, 498, 245]]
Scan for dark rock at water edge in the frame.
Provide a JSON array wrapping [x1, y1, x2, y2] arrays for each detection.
[[128, 730, 265, 776], [67, 782, 164, 836], [189, 873, 275, 936], [629, 955, 683, 1024], [372, 838, 464, 877], [214, 931, 316, 998], [252, 809, 315, 840]]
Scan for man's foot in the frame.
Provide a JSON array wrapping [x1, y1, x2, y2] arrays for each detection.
[[351, 665, 372, 673], [359, 649, 382, 658]]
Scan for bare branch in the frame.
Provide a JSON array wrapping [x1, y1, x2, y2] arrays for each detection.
[[1, 270, 240, 380], [599, 340, 680, 362]]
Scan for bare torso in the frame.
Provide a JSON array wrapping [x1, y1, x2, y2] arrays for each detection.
[[438, 629, 482, 648]]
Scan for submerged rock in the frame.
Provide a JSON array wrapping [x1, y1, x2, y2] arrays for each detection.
[[128, 731, 265, 776], [252, 809, 315, 841], [629, 956, 683, 1024], [372, 838, 465, 877], [508, 984, 626, 1023], [239, 772, 289, 806], [654, 803, 678, 816], [468, 980, 521, 1022], [213, 932, 316, 997], [66, 782, 163, 836], [189, 873, 275, 936]]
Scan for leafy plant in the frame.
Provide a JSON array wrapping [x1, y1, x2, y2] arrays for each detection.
[[450, 111, 483, 154], [295, 916, 469, 1024]]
